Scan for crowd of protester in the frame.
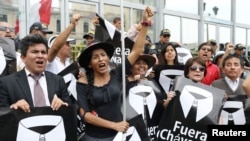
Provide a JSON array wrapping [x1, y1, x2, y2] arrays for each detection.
[[0, 5, 250, 141]]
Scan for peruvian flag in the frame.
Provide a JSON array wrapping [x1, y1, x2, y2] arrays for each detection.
[[29, 0, 52, 25], [15, 15, 19, 35], [17, 0, 52, 36]]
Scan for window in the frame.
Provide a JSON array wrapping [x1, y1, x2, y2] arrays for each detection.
[[236, 0, 250, 24], [247, 29, 250, 56], [203, 0, 231, 21], [83, 22, 89, 33], [219, 26, 231, 44], [56, 20, 60, 33], [165, 0, 198, 14], [0, 14, 7, 22], [124, 0, 155, 6], [104, 4, 130, 32], [164, 15, 180, 43], [235, 27, 246, 45], [204, 24, 216, 42], [182, 18, 198, 49]]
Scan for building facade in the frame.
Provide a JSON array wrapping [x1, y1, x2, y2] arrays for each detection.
[[1, 0, 250, 59]]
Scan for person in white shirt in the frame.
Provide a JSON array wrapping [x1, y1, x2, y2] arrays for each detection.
[[211, 54, 246, 100], [45, 13, 81, 74], [46, 35, 75, 74]]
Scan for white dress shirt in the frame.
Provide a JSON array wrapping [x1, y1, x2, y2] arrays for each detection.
[[224, 76, 239, 92], [46, 57, 70, 74]]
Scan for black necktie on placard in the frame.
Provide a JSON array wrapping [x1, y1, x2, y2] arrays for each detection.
[[187, 100, 198, 122], [228, 113, 235, 125], [125, 135, 132, 141], [169, 79, 175, 91], [143, 97, 150, 128]]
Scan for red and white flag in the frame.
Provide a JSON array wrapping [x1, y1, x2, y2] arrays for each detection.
[[14, 15, 19, 35], [29, 0, 52, 25], [18, 0, 52, 38]]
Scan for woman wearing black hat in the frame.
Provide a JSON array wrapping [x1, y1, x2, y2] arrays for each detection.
[[76, 6, 154, 141]]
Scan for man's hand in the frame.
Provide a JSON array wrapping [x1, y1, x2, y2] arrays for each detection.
[[92, 15, 100, 26], [71, 13, 82, 25], [10, 99, 31, 112], [225, 43, 234, 54], [51, 94, 68, 111], [143, 6, 154, 22]]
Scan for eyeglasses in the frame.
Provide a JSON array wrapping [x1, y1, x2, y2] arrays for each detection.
[[0, 26, 14, 32], [189, 66, 205, 72], [163, 34, 170, 38], [201, 48, 212, 52]]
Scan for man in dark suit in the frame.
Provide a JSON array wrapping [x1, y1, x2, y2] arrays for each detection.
[[0, 34, 70, 112]]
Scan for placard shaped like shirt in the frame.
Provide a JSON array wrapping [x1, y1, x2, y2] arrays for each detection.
[[95, 14, 134, 65], [129, 85, 157, 120], [58, 63, 85, 139], [159, 69, 184, 93], [221, 101, 246, 125], [16, 115, 65, 141], [113, 115, 149, 141], [0, 105, 77, 141], [63, 73, 77, 100], [0, 37, 16, 60], [0, 46, 6, 74], [176, 47, 193, 64], [156, 77, 225, 141], [57, 61, 79, 81]]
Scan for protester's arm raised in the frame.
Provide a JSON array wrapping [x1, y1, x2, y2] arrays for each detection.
[[127, 6, 154, 65], [47, 14, 81, 62], [218, 44, 233, 69]]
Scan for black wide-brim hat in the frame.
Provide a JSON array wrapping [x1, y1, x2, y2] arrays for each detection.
[[78, 41, 115, 69], [137, 54, 156, 69]]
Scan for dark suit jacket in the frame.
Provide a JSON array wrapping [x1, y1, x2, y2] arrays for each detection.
[[0, 69, 71, 107]]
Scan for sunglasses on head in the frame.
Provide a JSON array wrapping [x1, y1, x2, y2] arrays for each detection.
[[0, 26, 14, 32], [201, 48, 212, 52], [163, 34, 170, 38], [189, 66, 205, 72]]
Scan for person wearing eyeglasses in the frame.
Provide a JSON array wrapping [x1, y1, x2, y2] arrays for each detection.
[[197, 42, 220, 85], [162, 56, 206, 109], [0, 22, 15, 39], [184, 56, 207, 83], [150, 29, 171, 64], [0, 22, 17, 77]]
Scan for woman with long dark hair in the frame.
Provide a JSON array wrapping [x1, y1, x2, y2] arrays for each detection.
[[76, 6, 154, 141]]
